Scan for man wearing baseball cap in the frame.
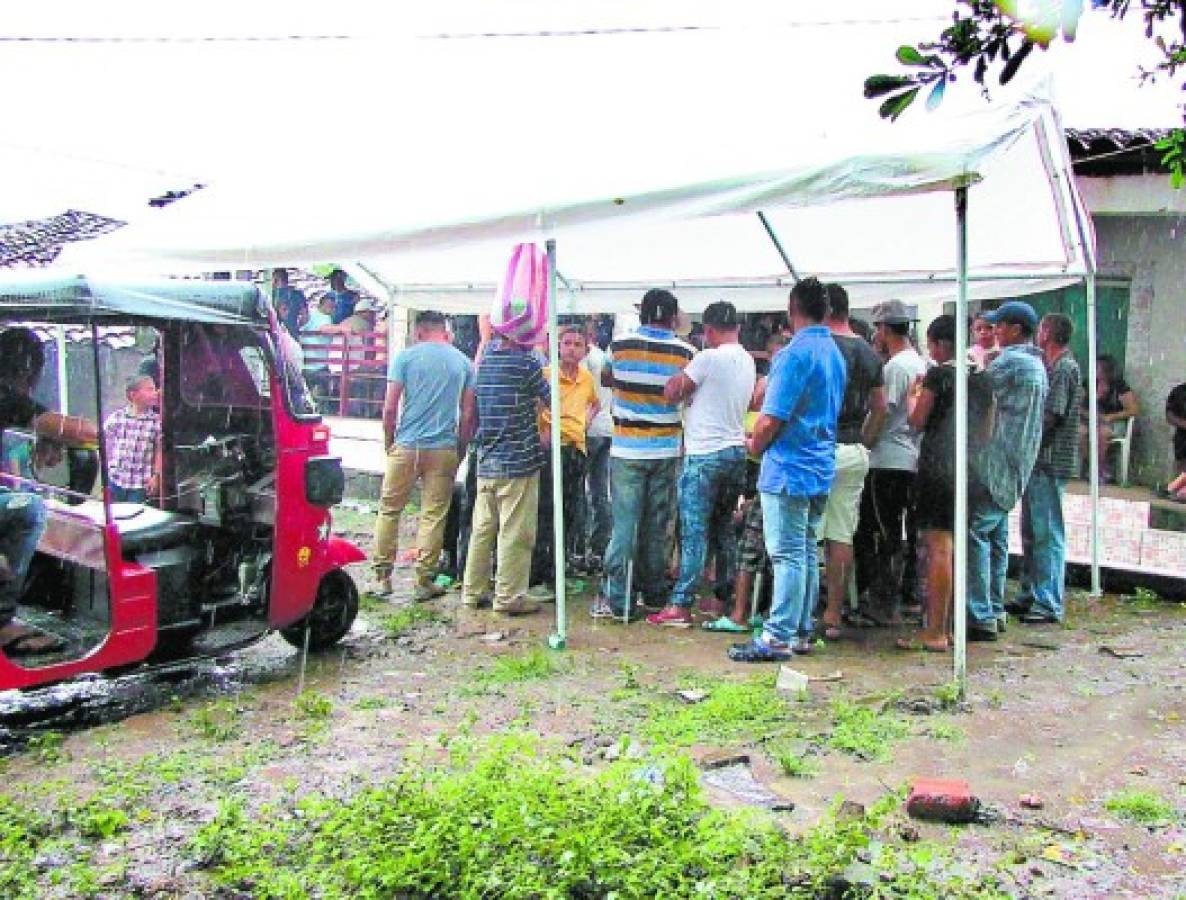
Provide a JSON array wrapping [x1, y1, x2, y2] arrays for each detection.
[[853, 298, 925, 625], [966, 300, 1048, 641], [647, 300, 756, 628]]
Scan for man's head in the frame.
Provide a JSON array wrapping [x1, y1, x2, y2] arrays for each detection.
[[0, 327, 45, 394], [787, 277, 828, 331], [353, 298, 379, 323], [825, 283, 850, 322], [558, 326, 587, 366], [328, 268, 348, 291], [272, 268, 289, 289], [972, 314, 996, 349], [701, 300, 740, 348], [871, 299, 913, 350], [414, 309, 448, 341], [317, 294, 336, 315], [925, 314, 957, 365], [639, 288, 679, 328], [125, 373, 159, 409], [983, 301, 1038, 348], [1038, 313, 1073, 352]]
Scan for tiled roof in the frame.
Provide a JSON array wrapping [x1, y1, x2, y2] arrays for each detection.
[[0, 209, 126, 268], [1066, 128, 1173, 177]]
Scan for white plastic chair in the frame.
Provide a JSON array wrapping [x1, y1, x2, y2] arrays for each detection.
[[1108, 417, 1135, 487]]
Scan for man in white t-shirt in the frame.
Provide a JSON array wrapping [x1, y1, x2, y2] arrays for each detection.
[[853, 299, 926, 623], [576, 319, 615, 569], [647, 301, 756, 628]]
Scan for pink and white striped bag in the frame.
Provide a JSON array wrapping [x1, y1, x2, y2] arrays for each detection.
[[489, 242, 549, 347]]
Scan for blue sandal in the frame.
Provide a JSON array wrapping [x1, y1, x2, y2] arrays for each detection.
[[727, 638, 792, 663]]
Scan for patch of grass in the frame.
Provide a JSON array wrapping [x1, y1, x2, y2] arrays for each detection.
[[1104, 789, 1176, 826], [379, 604, 442, 638], [294, 690, 333, 721], [354, 695, 391, 710], [924, 719, 966, 744], [933, 681, 962, 709], [642, 676, 797, 748], [772, 748, 819, 779], [826, 698, 911, 761], [24, 731, 66, 764], [475, 647, 564, 688], [187, 735, 1008, 899], [189, 699, 242, 743]]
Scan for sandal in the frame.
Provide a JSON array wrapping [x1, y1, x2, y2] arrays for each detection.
[[702, 616, 750, 634], [895, 635, 950, 653]]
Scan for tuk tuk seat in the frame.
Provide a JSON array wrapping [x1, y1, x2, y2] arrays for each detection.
[[109, 503, 199, 555]]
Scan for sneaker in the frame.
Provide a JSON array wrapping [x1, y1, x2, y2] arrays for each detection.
[[727, 637, 793, 663], [413, 582, 447, 603], [493, 596, 541, 616], [645, 606, 693, 628], [590, 595, 645, 622], [462, 592, 493, 610], [370, 576, 394, 598], [527, 584, 557, 603], [1004, 597, 1033, 616], [1020, 611, 1059, 625]]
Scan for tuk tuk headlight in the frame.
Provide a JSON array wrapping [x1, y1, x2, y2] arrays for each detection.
[[305, 456, 345, 507]]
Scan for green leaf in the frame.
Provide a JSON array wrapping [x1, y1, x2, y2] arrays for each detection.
[[878, 87, 921, 122], [895, 44, 927, 66], [999, 39, 1035, 85], [864, 74, 916, 99], [925, 78, 947, 111]]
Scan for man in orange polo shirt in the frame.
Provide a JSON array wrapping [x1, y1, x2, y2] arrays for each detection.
[[529, 327, 600, 599]]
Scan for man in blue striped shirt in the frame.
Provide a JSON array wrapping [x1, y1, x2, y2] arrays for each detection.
[[462, 334, 550, 616], [590, 289, 695, 621]]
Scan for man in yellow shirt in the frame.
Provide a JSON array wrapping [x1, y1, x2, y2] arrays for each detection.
[[529, 327, 600, 599]]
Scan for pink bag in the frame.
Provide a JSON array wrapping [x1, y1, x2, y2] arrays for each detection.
[[490, 243, 549, 346]]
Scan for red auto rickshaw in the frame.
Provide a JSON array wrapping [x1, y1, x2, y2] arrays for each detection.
[[0, 274, 363, 690]]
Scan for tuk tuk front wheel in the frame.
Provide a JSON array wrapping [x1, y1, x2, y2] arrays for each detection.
[[279, 570, 359, 651]]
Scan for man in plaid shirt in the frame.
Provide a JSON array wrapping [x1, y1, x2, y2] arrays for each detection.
[[104, 374, 161, 504]]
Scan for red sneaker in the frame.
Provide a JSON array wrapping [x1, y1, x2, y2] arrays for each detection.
[[646, 606, 693, 628]]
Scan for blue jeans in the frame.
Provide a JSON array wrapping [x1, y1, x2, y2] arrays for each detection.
[[0, 491, 48, 624], [603, 457, 678, 611], [967, 491, 1010, 626], [1020, 469, 1067, 620], [672, 447, 746, 607], [760, 492, 825, 645], [111, 485, 147, 504], [574, 435, 611, 559]]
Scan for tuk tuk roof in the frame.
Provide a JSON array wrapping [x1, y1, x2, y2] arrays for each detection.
[[0, 273, 267, 325]]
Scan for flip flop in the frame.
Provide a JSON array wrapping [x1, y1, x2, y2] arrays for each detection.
[[701, 616, 750, 633], [895, 636, 949, 653], [4, 632, 67, 656]]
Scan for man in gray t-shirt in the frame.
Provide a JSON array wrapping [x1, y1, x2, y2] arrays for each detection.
[[372, 310, 476, 600], [853, 300, 926, 623]]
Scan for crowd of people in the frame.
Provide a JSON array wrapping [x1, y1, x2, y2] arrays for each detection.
[[368, 274, 1135, 664]]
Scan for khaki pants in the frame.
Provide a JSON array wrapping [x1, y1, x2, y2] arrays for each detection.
[[463, 475, 539, 609], [373, 445, 459, 586]]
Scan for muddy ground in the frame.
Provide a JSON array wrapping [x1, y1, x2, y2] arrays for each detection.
[[2, 506, 1184, 898]]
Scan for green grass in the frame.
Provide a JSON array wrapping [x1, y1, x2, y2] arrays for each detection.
[[378, 604, 442, 638], [476, 647, 564, 687], [642, 676, 797, 748], [1104, 789, 1176, 825], [188, 699, 242, 743], [186, 734, 1008, 899], [771, 748, 819, 779], [924, 719, 966, 744], [826, 698, 911, 761]]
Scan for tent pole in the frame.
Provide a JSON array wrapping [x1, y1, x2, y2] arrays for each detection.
[[1085, 273, 1102, 597], [953, 186, 970, 699], [546, 239, 567, 651], [56, 325, 69, 412], [756, 212, 801, 284]]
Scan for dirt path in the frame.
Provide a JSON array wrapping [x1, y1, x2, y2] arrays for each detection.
[[2, 519, 1184, 897]]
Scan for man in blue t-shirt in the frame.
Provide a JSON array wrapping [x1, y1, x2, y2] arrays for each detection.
[[326, 268, 360, 324], [372, 311, 476, 601], [729, 277, 846, 662], [271, 268, 308, 337]]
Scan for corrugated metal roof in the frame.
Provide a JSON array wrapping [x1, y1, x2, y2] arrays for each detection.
[[1066, 128, 1173, 177]]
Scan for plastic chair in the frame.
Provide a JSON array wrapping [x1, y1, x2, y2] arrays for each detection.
[[1108, 417, 1135, 487]]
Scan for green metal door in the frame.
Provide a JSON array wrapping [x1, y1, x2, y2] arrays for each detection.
[[1016, 281, 1130, 373]]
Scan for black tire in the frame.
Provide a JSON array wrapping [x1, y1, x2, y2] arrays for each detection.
[[279, 570, 359, 651]]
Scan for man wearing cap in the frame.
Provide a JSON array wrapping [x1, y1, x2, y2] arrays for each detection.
[[326, 268, 359, 324], [730, 277, 846, 661], [591, 289, 695, 621], [373, 311, 476, 602], [818, 284, 887, 639], [853, 299, 926, 624], [646, 300, 755, 628], [966, 301, 1048, 641]]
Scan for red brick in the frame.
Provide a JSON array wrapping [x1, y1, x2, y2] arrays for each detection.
[[906, 777, 980, 824]]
